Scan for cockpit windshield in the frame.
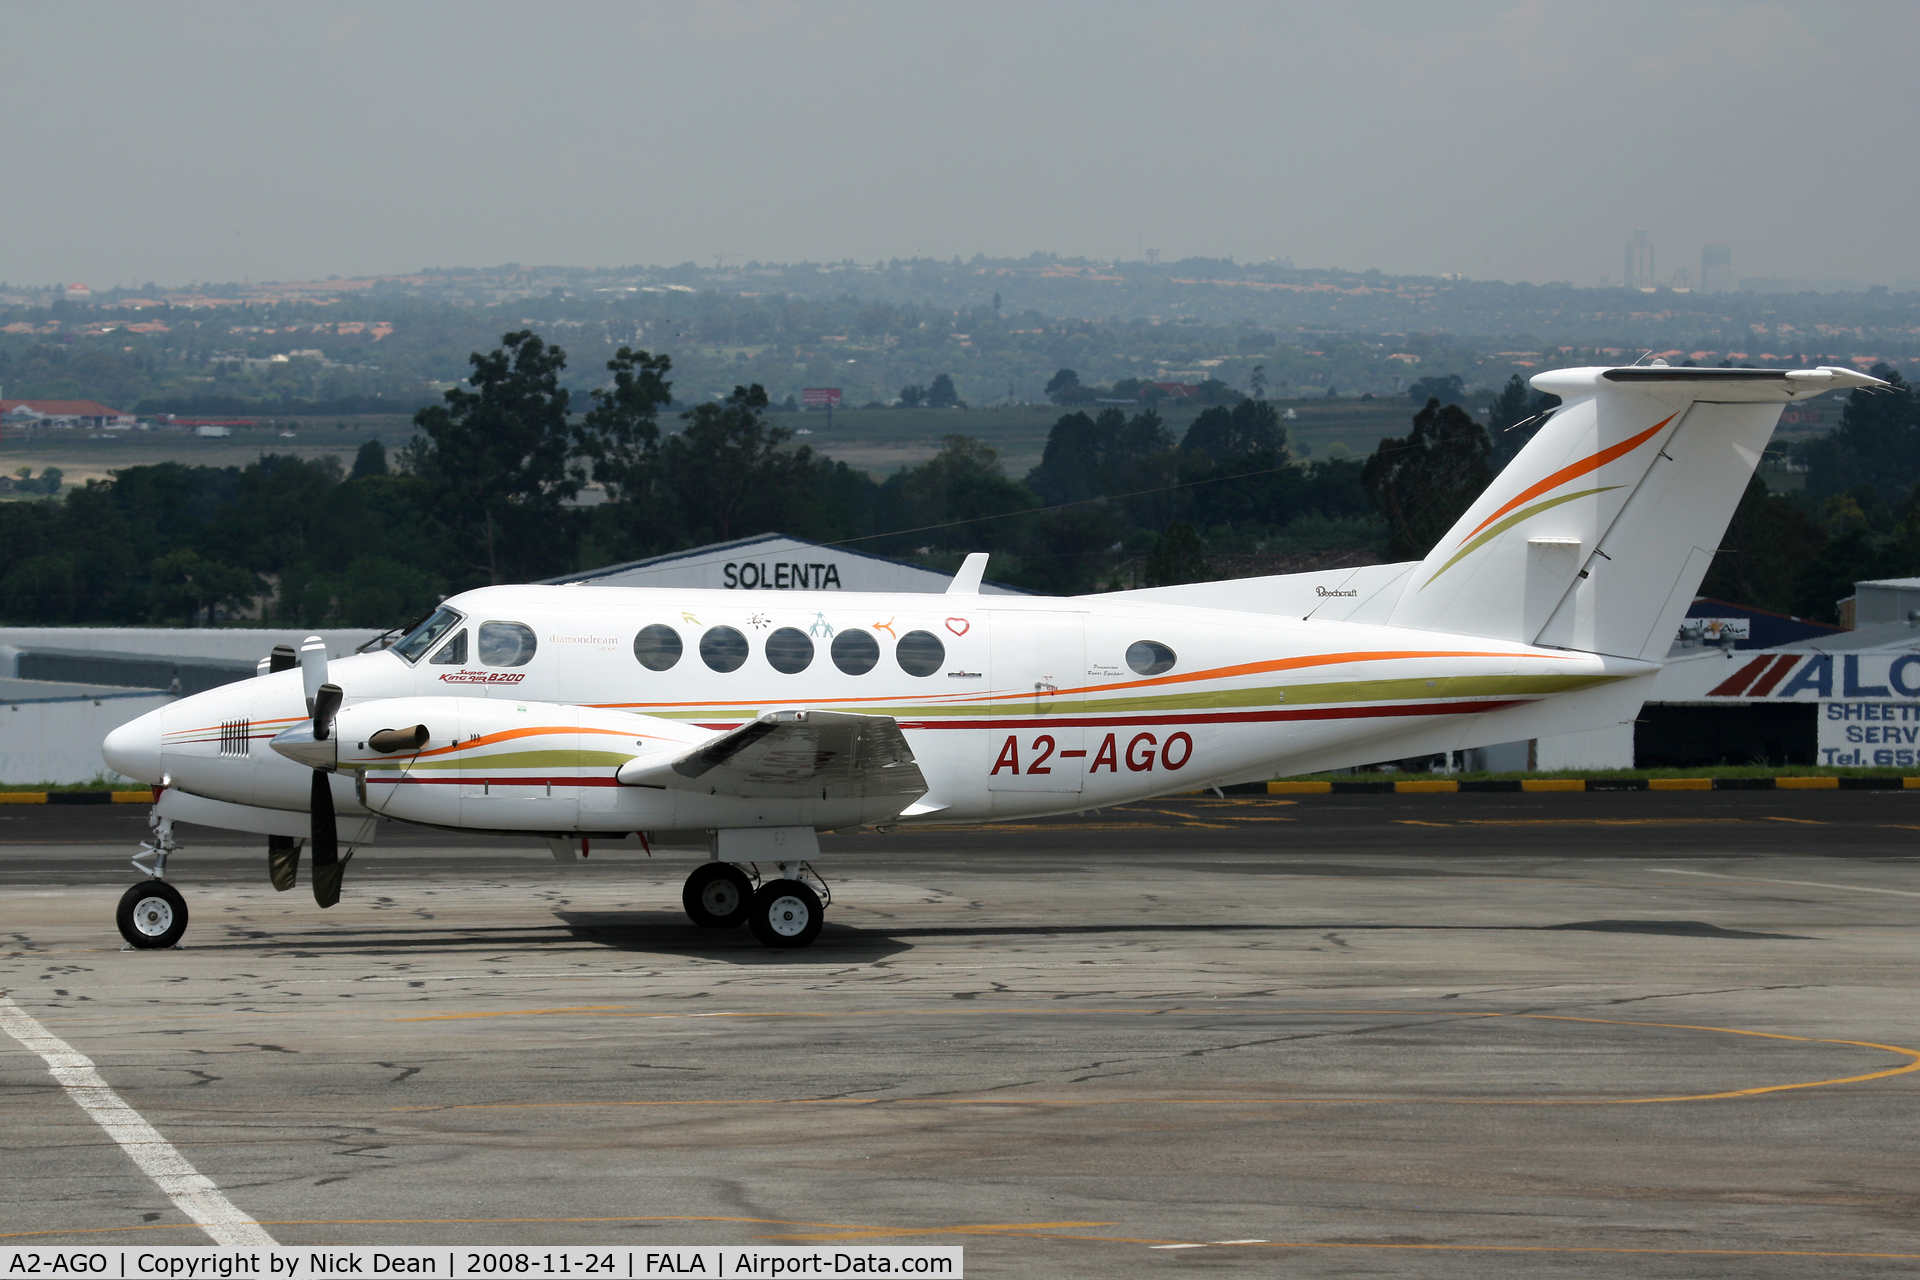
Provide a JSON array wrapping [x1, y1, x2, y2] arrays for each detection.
[[391, 606, 466, 664]]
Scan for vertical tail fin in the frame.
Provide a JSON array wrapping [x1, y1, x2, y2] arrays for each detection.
[[1388, 366, 1885, 660]]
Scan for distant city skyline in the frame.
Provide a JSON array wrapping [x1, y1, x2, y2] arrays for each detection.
[[8, 1, 1916, 290]]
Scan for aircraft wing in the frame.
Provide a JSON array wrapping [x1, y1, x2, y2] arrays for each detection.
[[616, 709, 929, 802]]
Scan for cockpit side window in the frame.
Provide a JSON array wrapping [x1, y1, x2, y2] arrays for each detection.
[[392, 606, 464, 663], [478, 621, 538, 668], [428, 629, 468, 665]]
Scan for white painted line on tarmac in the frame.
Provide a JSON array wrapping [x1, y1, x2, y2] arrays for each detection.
[[0, 993, 276, 1246], [1653, 868, 1920, 898]]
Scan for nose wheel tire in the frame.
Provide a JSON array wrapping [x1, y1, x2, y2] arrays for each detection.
[[116, 881, 188, 949], [683, 862, 755, 928], [747, 878, 823, 949]]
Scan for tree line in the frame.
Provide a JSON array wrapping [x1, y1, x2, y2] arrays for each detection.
[[0, 333, 1913, 629]]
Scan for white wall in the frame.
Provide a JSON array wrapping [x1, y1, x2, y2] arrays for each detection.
[[0, 691, 170, 784], [0, 628, 381, 668], [1533, 723, 1636, 771]]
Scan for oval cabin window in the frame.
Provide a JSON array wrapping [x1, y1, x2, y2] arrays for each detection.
[[477, 621, 538, 668], [896, 629, 945, 678], [700, 625, 750, 673], [831, 629, 879, 675], [1126, 640, 1177, 676], [633, 624, 682, 672], [765, 627, 814, 674]]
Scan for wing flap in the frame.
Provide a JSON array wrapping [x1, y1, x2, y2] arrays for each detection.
[[617, 709, 928, 801]]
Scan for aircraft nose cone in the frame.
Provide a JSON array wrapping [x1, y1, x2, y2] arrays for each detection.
[[102, 714, 164, 784]]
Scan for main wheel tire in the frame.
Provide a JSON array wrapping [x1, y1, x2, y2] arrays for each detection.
[[682, 862, 755, 928], [747, 878, 823, 949], [116, 881, 187, 949]]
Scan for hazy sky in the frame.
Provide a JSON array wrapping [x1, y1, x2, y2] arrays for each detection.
[[8, 0, 1915, 289]]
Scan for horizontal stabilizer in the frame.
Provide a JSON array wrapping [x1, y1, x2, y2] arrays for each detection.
[[617, 709, 929, 802]]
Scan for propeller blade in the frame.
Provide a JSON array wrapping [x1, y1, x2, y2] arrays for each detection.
[[310, 769, 347, 908], [269, 644, 297, 673], [267, 834, 299, 891], [311, 683, 343, 741], [299, 636, 328, 715]]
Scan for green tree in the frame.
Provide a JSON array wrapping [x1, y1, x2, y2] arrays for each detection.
[[1798, 364, 1920, 504], [1407, 374, 1467, 406], [926, 373, 960, 408], [662, 384, 819, 542], [1143, 521, 1211, 587], [147, 549, 261, 625], [1699, 474, 1827, 615], [1180, 399, 1286, 465], [1362, 397, 1493, 560], [877, 435, 1037, 555], [401, 330, 578, 584], [575, 347, 674, 504], [899, 384, 926, 407], [350, 439, 388, 479]]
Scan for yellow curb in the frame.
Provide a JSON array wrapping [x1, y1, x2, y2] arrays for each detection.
[[1905, 777, 1920, 789], [1775, 776, 1839, 789], [1648, 778, 1713, 791], [1395, 779, 1458, 793], [1268, 781, 1331, 794], [111, 791, 150, 803], [1521, 779, 1585, 792], [0, 792, 47, 804]]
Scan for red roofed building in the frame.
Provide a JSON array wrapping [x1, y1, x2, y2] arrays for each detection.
[[1, 400, 133, 427]]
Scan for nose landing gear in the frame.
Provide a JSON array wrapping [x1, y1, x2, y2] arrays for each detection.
[[118, 813, 188, 949]]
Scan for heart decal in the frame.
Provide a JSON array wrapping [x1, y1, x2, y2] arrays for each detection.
[[945, 617, 970, 636]]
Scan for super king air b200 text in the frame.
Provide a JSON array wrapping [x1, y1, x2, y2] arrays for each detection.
[[101, 364, 1885, 949]]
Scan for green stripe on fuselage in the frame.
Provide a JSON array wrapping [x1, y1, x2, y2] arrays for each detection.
[[625, 670, 1620, 723]]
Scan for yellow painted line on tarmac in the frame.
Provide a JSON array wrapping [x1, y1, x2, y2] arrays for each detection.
[[1763, 816, 1826, 824], [1394, 820, 1454, 827], [1457, 817, 1750, 826], [384, 1008, 1920, 1108]]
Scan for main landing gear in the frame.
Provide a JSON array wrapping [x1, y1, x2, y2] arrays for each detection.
[[118, 813, 187, 949], [680, 859, 829, 949]]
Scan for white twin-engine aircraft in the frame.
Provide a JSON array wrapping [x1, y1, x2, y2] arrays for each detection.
[[101, 365, 1882, 949]]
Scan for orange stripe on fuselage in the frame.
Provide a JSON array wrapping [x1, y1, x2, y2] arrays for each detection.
[[1456, 415, 1673, 546], [407, 724, 676, 760]]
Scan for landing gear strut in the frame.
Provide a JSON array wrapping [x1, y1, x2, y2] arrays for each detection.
[[118, 813, 188, 949]]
